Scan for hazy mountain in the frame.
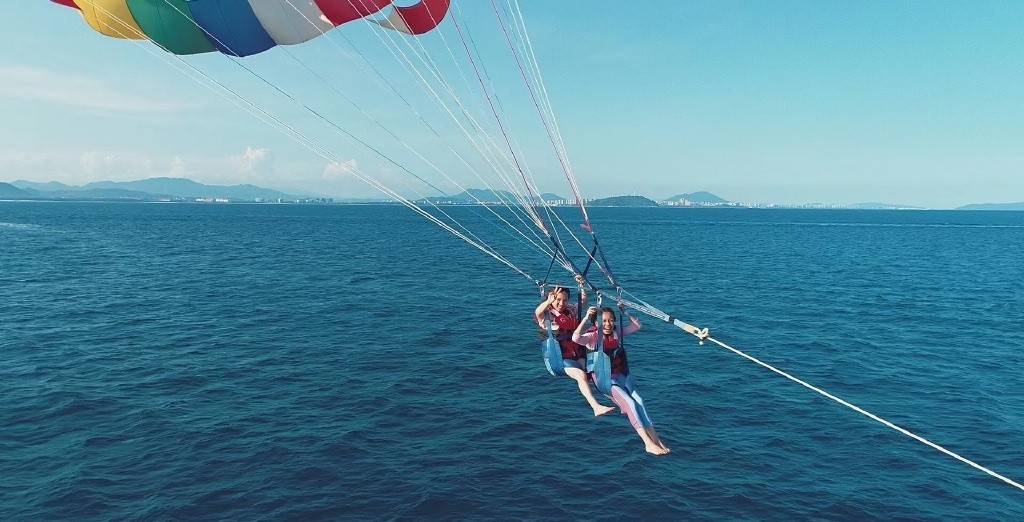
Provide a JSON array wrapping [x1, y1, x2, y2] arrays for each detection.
[[539, 192, 566, 202], [420, 189, 505, 204], [3, 177, 302, 201], [0, 182, 36, 199], [11, 180, 168, 200], [11, 180, 74, 192], [420, 189, 565, 204], [588, 195, 659, 207], [663, 191, 728, 204], [957, 202, 1024, 211], [81, 177, 293, 200], [58, 188, 158, 200]]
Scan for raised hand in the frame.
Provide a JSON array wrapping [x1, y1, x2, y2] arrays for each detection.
[[546, 288, 559, 304]]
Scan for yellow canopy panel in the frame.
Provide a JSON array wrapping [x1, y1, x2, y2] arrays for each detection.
[[74, 0, 145, 40]]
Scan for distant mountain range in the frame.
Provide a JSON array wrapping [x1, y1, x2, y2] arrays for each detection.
[[0, 182, 34, 199], [5, 177, 299, 202], [588, 195, 659, 207], [418, 188, 566, 205], [418, 189, 730, 208], [664, 191, 728, 204], [4, 178, 1020, 210]]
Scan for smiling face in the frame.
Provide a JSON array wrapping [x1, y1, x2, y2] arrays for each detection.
[[552, 289, 570, 312], [601, 310, 616, 335]]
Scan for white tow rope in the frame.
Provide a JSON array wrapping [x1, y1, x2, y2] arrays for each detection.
[[700, 332, 1024, 492], [609, 292, 1022, 491]]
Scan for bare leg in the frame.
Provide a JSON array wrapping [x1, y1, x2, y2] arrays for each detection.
[[607, 382, 668, 455], [644, 427, 670, 453], [636, 426, 668, 455], [564, 367, 616, 416]]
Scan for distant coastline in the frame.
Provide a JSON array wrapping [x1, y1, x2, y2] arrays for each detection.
[[6, 198, 1024, 212], [3, 178, 1021, 210]]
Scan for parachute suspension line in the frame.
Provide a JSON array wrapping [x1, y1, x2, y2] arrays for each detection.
[[496, 0, 560, 165], [396, 1, 560, 240], [458, 1, 618, 288], [436, 2, 610, 290], [489, 0, 626, 290], [450, 3, 548, 208], [153, 8, 532, 279], [437, 11, 597, 283], [495, 0, 596, 255], [452, 2, 515, 142], [272, 2, 551, 252], [273, 44, 557, 262], [344, 28, 564, 272], [328, 33, 557, 257], [458, 18, 549, 224], [405, 1, 545, 202], [79, 0, 536, 284], [346, 0, 530, 195], [401, 1, 485, 127], [444, 23, 559, 249], [507, 0, 575, 185], [507, 2, 586, 242], [447, 13, 552, 235], [343, 0, 553, 237], [441, 14, 591, 282], [538, 252, 559, 290], [147, 0, 532, 274], [362, 7, 553, 240], [488, 0, 589, 229]]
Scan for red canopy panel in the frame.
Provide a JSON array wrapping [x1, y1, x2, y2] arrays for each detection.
[[386, 0, 450, 35], [315, 0, 391, 26], [51, 0, 80, 10]]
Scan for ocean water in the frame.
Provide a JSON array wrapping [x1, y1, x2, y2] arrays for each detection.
[[1, 202, 1022, 520]]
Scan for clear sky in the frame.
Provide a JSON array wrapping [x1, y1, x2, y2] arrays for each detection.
[[3, 1, 1022, 208]]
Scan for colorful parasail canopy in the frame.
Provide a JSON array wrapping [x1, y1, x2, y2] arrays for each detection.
[[52, 0, 451, 56]]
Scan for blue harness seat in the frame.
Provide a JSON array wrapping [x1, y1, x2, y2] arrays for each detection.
[[542, 315, 567, 377], [586, 315, 626, 395]]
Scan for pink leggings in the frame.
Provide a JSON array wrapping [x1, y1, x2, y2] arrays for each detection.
[[592, 373, 654, 430]]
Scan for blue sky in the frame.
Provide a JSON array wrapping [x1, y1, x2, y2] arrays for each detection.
[[2, 1, 1022, 207]]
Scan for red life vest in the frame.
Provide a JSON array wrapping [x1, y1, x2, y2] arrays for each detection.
[[550, 309, 585, 360], [599, 332, 629, 375]]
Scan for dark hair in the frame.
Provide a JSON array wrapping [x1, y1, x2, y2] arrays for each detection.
[[600, 306, 616, 321], [553, 286, 571, 298]]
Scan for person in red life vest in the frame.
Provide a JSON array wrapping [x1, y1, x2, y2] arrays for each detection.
[[534, 284, 617, 417], [573, 305, 670, 456]]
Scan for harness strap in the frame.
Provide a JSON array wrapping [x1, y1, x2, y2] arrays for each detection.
[[538, 250, 558, 290]]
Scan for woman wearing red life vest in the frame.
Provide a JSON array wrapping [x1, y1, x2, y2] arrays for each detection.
[[573, 305, 670, 456], [534, 285, 617, 417]]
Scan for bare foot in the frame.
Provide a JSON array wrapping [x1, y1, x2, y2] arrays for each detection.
[[645, 444, 668, 456], [593, 405, 617, 417]]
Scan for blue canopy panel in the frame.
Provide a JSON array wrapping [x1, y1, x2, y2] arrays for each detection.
[[187, 0, 275, 57]]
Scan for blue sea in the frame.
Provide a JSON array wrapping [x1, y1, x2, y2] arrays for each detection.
[[2, 202, 1023, 520]]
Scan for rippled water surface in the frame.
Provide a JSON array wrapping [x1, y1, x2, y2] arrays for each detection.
[[2, 202, 1023, 520]]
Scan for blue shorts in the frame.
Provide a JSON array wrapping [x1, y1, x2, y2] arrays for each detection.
[[562, 358, 585, 371]]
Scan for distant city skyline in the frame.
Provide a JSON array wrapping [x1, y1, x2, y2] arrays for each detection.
[[9, 176, 1016, 210], [3, 2, 1023, 208]]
